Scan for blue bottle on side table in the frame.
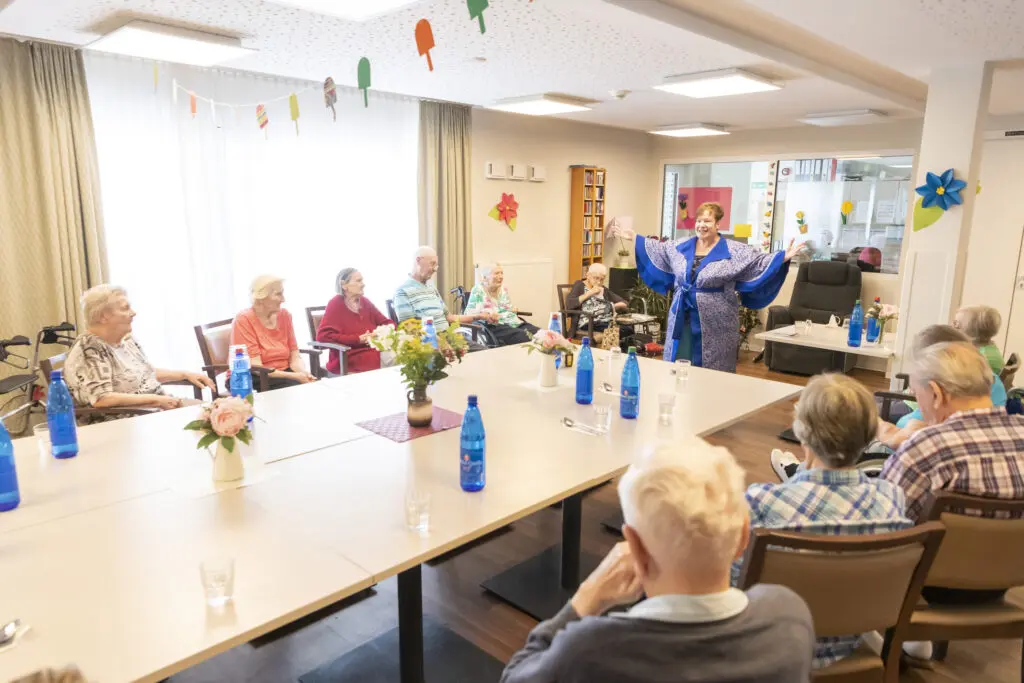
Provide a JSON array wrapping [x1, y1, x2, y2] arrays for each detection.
[[847, 300, 864, 348]]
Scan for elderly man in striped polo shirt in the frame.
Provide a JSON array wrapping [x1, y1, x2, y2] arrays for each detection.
[[393, 246, 491, 341]]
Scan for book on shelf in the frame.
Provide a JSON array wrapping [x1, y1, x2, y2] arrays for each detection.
[[596, 201, 604, 214], [584, 201, 593, 214], [583, 244, 592, 257], [584, 230, 592, 244], [596, 187, 605, 200], [595, 244, 603, 256], [595, 171, 605, 185], [585, 170, 595, 185]]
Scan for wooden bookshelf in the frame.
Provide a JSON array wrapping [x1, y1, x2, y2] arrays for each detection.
[[568, 166, 606, 282]]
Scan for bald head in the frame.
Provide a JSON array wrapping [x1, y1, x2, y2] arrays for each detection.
[[412, 246, 439, 283]]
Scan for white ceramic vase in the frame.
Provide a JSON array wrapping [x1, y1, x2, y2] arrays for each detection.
[[212, 440, 245, 483], [538, 353, 558, 388]]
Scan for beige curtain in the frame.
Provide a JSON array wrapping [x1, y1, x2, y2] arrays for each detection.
[[0, 38, 107, 341], [418, 101, 473, 303]]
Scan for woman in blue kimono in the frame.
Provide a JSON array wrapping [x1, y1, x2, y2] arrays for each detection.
[[609, 202, 804, 373]]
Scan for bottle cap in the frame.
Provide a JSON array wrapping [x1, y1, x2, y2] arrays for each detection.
[[234, 348, 244, 356], [550, 312, 559, 319], [423, 316, 434, 325], [50, 369, 63, 381], [581, 337, 590, 346], [468, 394, 478, 406], [627, 346, 637, 354]]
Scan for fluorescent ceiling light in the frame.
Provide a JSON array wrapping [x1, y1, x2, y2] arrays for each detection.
[[649, 123, 729, 138], [265, 0, 421, 21], [889, 164, 914, 168], [86, 20, 255, 66], [654, 68, 781, 98], [487, 95, 593, 116], [800, 109, 888, 127]]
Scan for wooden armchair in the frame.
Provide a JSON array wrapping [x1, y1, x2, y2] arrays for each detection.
[[556, 283, 595, 341], [193, 319, 272, 395], [739, 523, 946, 682], [305, 305, 350, 377]]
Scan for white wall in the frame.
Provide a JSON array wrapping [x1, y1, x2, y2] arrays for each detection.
[[471, 110, 657, 324]]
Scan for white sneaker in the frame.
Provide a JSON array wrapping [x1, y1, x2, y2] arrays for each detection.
[[902, 641, 934, 660], [771, 449, 801, 482]]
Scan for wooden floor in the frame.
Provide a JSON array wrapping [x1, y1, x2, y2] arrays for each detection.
[[171, 356, 1022, 683]]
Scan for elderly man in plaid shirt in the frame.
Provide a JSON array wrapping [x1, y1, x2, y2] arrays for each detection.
[[881, 341, 1024, 603], [735, 373, 912, 669]]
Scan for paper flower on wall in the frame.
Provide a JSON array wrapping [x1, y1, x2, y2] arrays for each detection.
[[913, 168, 966, 232], [840, 201, 853, 225], [795, 210, 808, 234], [678, 192, 688, 221], [489, 192, 519, 231]]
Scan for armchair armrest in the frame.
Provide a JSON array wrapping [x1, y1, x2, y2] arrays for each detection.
[[766, 306, 794, 331], [875, 390, 914, 423], [894, 373, 910, 392], [515, 311, 533, 318], [298, 347, 323, 378], [76, 406, 159, 419], [310, 341, 351, 376], [560, 308, 595, 340], [202, 364, 272, 394]]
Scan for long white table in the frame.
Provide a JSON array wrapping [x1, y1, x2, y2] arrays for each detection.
[[0, 346, 799, 683]]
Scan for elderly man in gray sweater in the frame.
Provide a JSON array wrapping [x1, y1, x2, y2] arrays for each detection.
[[500, 439, 814, 683]]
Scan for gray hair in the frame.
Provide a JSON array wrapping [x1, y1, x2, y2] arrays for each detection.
[[80, 284, 128, 326], [477, 263, 502, 284], [793, 374, 877, 468], [957, 305, 1002, 346], [585, 262, 608, 279], [618, 439, 747, 570], [912, 342, 993, 399], [912, 324, 968, 358], [335, 267, 358, 295]]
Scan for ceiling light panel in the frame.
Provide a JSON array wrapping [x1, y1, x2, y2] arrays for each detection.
[[86, 21, 255, 66], [654, 68, 781, 98], [488, 95, 593, 116], [649, 124, 730, 138]]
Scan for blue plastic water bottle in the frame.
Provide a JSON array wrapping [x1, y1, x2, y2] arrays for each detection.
[[548, 313, 562, 369], [865, 297, 881, 343], [620, 346, 640, 419], [460, 395, 485, 492], [46, 370, 79, 459], [423, 317, 440, 349], [848, 300, 864, 348], [576, 337, 594, 405], [229, 348, 253, 399], [0, 420, 20, 512]]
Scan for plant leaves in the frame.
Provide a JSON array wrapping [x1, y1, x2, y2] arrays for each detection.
[[245, 393, 255, 405], [236, 429, 252, 446], [220, 436, 235, 453], [196, 432, 219, 450], [488, 206, 500, 221], [912, 197, 943, 232], [184, 420, 210, 431]]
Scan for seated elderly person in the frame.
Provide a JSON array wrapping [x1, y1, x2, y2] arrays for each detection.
[[393, 246, 488, 350], [64, 285, 214, 413], [565, 263, 628, 344], [465, 263, 539, 346], [500, 440, 814, 683], [741, 374, 911, 669], [316, 268, 391, 375], [231, 275, 316, 390], [954, 304, 1005, 375]]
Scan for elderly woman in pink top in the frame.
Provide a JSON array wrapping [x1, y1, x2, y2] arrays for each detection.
[[230, 275, 316, 391]]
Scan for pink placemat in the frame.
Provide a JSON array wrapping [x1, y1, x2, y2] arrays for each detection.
[[357, 407, 463, 443]]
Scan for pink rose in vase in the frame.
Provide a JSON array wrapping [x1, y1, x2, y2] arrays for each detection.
[[209, 397, 252, 437]]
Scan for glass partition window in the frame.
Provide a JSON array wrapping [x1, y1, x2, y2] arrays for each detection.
[[661, 155, 912, 274]]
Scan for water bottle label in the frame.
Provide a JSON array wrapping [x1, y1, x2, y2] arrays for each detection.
[[460, 453, 485, 480]]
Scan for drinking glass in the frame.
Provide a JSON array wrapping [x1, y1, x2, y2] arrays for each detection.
[[674, 360, 691, 388], [199, 558, 235, 608], [657, 393, 676, 425], [404, 490, 432, 535], [607, 347, 623, 380], [593, 404, 611, 433], [33, 424, 50, 460]]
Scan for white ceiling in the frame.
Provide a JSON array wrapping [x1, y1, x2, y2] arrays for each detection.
[[0, 0, 928, 131]]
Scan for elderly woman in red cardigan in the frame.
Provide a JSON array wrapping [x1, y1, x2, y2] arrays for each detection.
[[316, 268, 391, 375]]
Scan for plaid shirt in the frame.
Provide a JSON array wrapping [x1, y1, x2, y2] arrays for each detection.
[[881, 407, 1024, 522], [737, 468, 912, 669]]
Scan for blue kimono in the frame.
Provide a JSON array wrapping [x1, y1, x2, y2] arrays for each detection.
[[635, 236, 790, 373]]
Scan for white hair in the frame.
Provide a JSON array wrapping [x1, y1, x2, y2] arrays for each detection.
[[415, 245, 437, 260], [618, 439, 747, 570], [477, 263, 501, 283], [250, 274, 284, 303], [912, 341, 993, 398], [81, 284, 128, 326], [586, 263, 608, 279]]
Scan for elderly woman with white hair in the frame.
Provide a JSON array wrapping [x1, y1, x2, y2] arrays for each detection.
[[63, 284, 214, 413], [316, 267, 391, 374], [501, 440, 814, 683], [230, 275, 316, 390], [464, 263, 539, 346], [565, 262, 628, 344]]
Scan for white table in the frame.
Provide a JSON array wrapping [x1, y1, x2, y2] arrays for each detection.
[[756, 323, 895, 359], [0, 345, 799, 683]]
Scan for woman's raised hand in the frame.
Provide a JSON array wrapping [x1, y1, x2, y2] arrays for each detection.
[[607, 218, 635, 242], [785, 238, 807, 261]]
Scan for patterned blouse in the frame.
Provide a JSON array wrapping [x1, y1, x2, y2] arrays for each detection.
[[465, 285, 521, 327], [64, 333, 165, 407]]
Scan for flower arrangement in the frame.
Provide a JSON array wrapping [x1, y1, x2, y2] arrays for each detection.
[[795, 210, 808, 234], [368, 318, 468, 390], [867, 302, 899, 327], [185, 396, 255, 452], [526, 328, 575, 356], [840, 201, 853, 225]]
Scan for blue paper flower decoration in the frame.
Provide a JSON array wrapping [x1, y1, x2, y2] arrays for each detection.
[[915, 168, 966, 211]]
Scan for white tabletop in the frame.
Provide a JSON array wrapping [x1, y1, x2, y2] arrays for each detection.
[[0, 345, 799, 682], [755, 324, 895, 359]]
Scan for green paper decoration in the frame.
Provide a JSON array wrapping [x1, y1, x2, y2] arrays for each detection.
[[467, 0, 489, 34], [912, 197, 944, 232], [357, 57, 371, 108]]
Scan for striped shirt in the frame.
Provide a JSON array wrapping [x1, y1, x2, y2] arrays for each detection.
[[881, 407, 1024, 522], [737, 468, 912, 669], [393, 278, 450, 331]]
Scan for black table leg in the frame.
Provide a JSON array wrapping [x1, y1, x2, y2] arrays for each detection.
[[481, 492, 601, 621], [398, 566, 425, 683]]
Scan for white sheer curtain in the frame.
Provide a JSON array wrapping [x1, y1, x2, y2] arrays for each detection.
[[84, 54, 419, 369]]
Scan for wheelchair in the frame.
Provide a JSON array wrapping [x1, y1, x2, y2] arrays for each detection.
[[0, 322, 76, 435]]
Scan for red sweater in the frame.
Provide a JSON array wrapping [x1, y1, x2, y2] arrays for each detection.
[[316, 295, 391, 374]]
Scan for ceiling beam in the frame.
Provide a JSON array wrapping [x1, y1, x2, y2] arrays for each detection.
[[606, 0, 928, 112]]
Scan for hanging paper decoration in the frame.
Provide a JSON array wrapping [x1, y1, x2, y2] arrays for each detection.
[[488, 192, 519, 231], [323, 77, 338, 121], [795, 210, 808, 234], [840, 200, 853, 225], [289, 94, 300, 135], [913, 168, 966, 232], [256, 104, 269, 139], [189, 92, 197, 118], [467, 0, 489, 34], [357, 57, 372, 107], [415, 19, 436, 71]]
